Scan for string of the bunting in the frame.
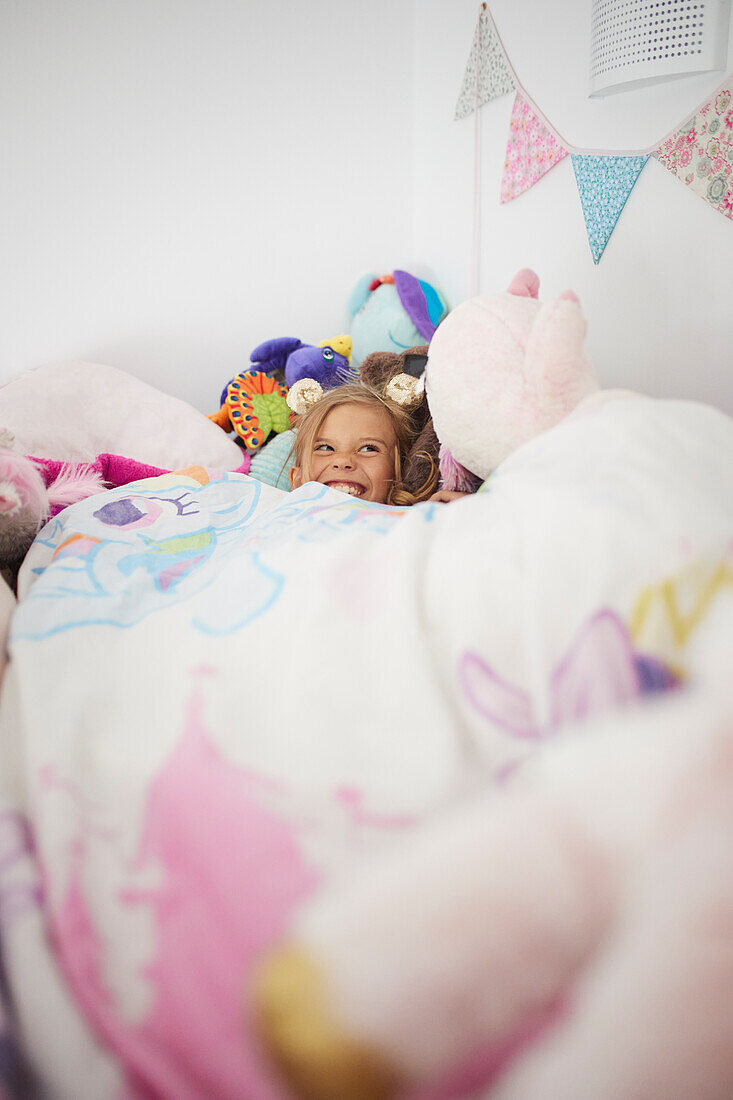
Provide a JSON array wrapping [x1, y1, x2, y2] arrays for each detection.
[[455, 4, 733, 264]]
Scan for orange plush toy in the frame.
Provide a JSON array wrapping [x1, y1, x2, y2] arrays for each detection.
[[208, 370, 291, 451]]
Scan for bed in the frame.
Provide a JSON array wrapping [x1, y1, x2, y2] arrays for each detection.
[[0, 381, 730, 1098]]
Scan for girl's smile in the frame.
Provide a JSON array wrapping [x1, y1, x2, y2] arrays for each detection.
[[289, 403, 397, 503]]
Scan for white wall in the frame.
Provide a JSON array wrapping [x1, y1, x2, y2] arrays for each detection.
[[413, 0, 733, 412], [0, 0, 415, 413], [2, 1, 732, 416]]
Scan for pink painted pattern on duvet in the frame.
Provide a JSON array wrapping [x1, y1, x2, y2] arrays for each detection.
[[52, 693, 319, 1099]]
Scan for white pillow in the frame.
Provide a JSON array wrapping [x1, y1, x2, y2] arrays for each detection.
[[0, 361, 244, 469]]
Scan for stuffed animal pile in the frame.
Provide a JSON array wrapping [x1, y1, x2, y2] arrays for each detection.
[[207, 268, 449, 465], [357, 268, 602, 495], [207, 336, 356, 451]]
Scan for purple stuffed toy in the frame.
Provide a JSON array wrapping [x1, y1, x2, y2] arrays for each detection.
[[249, 335, 356, 389]]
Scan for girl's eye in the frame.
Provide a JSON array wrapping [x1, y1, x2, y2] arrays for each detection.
[[360, 444, 379, 453], [314, 443, 333, 453]]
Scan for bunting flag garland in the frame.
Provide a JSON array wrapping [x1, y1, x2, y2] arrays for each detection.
[[454, 6, 515, 121], [571, 155, 649, 263], [455, 4, 733, 262], [501, 91, 569, 203], [652, 85, 733, 220]]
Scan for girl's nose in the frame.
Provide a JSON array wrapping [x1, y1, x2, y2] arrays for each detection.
[[332, 453, 354, 469]]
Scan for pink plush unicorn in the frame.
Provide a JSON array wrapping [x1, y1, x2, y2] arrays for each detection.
[[427, 269, 601, 489], [0, 430, 105, 587]]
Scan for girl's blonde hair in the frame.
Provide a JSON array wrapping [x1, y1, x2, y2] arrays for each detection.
[[289, 383, 437, 505]]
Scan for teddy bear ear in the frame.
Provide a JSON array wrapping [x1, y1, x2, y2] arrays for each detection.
[[507, 269, 540, 299], [385, 373, 424, 409], [400, 346, 429, 379]]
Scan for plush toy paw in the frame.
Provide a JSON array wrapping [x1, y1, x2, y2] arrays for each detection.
[[252, 947, 402, 1100]]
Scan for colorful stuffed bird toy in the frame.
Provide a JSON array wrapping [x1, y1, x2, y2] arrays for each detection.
[[208, 370, 291, 450]]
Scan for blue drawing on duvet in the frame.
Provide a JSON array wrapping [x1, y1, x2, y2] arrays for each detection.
[[118, 529, 217, 592], [13, 475, 285, 639], [239, 482, 437, 551], [12, 474, 426, 641]]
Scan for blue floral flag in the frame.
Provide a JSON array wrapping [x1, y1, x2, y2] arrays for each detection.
[[571, 154, 649, 263]]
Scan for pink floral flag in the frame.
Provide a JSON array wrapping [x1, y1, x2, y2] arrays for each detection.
[[501, 91, 569, 203], [652, 85, 733, 220]]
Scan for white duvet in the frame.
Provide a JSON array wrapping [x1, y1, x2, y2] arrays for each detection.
[[0, 395, 730, 1099]]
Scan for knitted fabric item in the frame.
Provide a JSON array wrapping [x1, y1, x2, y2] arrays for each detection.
[[249, 431, 296, 491]]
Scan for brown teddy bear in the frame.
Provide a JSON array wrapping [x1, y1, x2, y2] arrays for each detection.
[[358, 344, 441, 501]]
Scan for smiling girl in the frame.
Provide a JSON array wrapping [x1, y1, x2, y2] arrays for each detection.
[[288, 384, 460, 505]]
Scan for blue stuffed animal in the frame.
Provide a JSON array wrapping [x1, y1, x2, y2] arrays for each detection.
[[347, 270, 448, 367], [249, 335, 356, 389]]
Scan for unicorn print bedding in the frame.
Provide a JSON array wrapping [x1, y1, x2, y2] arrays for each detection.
[[0, 394, 731, 1099]]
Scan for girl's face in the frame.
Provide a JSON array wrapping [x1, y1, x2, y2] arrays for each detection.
[[289, 402, 397, 503]]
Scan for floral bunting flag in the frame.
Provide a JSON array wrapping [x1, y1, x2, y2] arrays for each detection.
[[501, 91, 569, 203], [652, 85, 733, 220], [572, 155, 649, 263], [454, 5, 733, 261], [454, 7, 515, 121]]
